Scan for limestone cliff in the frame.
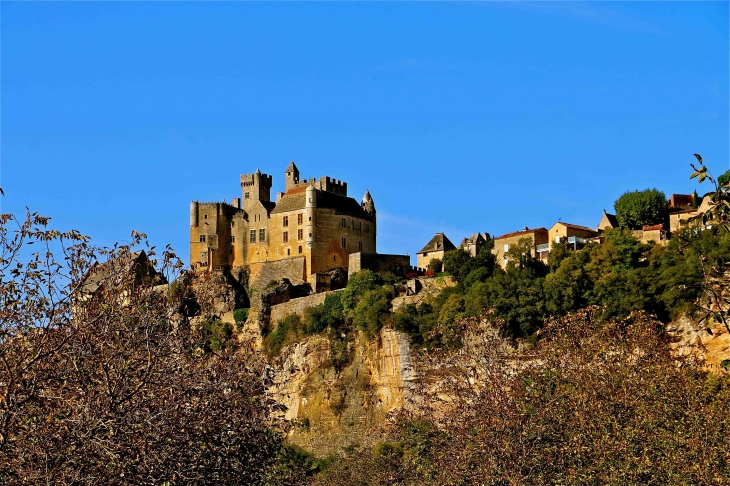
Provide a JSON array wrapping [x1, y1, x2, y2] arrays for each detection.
[[268, 328, 415, 456], [666, 314, 730, 372]]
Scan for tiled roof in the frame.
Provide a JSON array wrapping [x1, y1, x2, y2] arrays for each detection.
[[494, 228, 547, 240], [271, 187, 374, 222], [418, 233, 456, 254], [642, 224, 665, 231], [555, 222, 595, 232]]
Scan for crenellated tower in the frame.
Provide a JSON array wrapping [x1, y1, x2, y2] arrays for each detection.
[[285, 161, 300, 191], [240, 168, 272, 213]]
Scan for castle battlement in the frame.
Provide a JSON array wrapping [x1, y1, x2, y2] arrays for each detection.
[[191, 161, 375, 281]]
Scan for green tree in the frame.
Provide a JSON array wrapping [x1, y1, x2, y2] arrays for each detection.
[[442, 248, 472, 282], [613, 188, 667, 229], [427, 258, 443, 273]]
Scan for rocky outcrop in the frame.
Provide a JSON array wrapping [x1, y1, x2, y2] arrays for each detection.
[[267, 327, 415, 456], [666, 314, 730, 372]]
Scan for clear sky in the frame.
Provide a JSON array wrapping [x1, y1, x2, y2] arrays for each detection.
[[2, 2, 728, 265]]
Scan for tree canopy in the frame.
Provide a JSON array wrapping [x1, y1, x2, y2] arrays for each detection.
[[613, 188, 667, 229]]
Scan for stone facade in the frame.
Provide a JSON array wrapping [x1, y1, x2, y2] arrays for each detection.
[[348, 252, 412, 278], [492, 227, 549, 269], [548, 222, 595, 252], [270, 291, 336, 324], [190, 163, 376, 284], [416, 233, 456, 270], [458, 233, 487, 257]]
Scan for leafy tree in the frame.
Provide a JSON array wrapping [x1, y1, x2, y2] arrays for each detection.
[[613, 188, 667, 229], [442, 248, 472, 282], [426, 258, 442, 273], [340, 270, 383, 315], [352, 287, 392, 338]]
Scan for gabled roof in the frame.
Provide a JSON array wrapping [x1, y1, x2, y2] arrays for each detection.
[[271, 186, 374, 222], [553, 222, 595, 232], [494, 227, 547, 241], [599, 210, 619, 228], [459, 232, 485, 248], [418, 233, 456, 254]]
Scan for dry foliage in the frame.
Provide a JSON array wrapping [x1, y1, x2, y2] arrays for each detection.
[[315, 308, 730, 485], [0, 210, 281, 485]]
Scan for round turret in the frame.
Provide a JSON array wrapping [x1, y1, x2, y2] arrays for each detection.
[[306, 185, 316, 248], [362, 189, 376, 219]]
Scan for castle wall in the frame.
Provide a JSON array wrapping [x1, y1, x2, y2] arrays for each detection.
[[349, 252, 411, 278], [249, 256, 307, 293], [309, 209, 376, 276], [269, 291, 336, 324]]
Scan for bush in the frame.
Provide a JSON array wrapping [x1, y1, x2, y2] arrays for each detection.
[[427, 258, 443, 273], [233, 307, 249, 331], [265, 314, 305, 356]]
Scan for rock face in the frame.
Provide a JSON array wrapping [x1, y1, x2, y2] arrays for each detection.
[[268, 328, 415, 456], [666, 314, 730, 372]]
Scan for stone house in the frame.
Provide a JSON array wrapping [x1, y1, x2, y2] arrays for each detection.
[[458, 232, 486, 257], [668, 195, 716, 233], [548, 222, 595, 251], [190, 162, 377, 288], [417, 233, 456, 270], [492, 227, 549, 269], [597, 210, 619, 232]]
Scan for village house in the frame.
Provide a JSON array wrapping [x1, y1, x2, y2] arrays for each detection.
[[492, 227, 549, 269], [548, 222, 595, 251], [458, 232, 487, 257], [417, 233, 456, 270]]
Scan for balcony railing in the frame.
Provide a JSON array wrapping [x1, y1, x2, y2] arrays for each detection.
[[567, 236, 589, 245], [536, 243, 550, 252]]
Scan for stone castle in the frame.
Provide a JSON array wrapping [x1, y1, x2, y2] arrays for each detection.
[[190, 162, 379, 288]]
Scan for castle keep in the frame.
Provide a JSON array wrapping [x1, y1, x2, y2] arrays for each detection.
[[190, 162, 377, 287]]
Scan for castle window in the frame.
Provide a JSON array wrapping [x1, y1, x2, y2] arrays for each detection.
[[298, 245, 302, 254], [230, 236, 235, 243], [283, 216, 288, 227], [245, 192, 250, 199], [298, 213, 303, 225], [250, 230, 256, 243], [204, 215, 208, 220], [283, 231, 288, 243], [504, 244, 509, 252], [341, 218, 346, 228], [341, 238, 346, 249], [229, 248, 233, 255], [259, 228, 266, 242], [231, 221, 234, 227], [287, 248, 290, 256], [199, 235, 206, 243], [298, 229, 303, 240], [358, 241, 362, 251]]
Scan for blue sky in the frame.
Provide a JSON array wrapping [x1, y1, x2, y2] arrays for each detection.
[[2, 2, 728, 265]]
